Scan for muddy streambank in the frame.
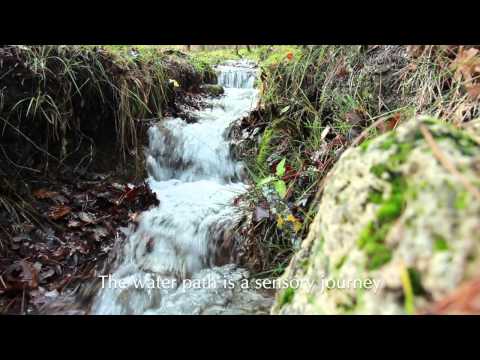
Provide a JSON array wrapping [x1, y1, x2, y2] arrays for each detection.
[[0, 46, 222, 314]]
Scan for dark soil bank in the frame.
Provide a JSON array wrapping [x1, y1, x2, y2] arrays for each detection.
[[0, 45, 216, 314]]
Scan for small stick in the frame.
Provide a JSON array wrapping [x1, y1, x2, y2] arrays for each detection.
[[0, 275, 6, 289], [350, 116, 392, 148]]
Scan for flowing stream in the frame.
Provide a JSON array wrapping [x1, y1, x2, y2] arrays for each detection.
[[91, 60, 273, 315]]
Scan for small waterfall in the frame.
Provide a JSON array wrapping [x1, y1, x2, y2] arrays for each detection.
[[91, 60, 272, 315], [216, 60, 257, 89]]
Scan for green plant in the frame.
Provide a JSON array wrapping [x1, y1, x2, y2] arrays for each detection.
[[257, 158, 288, 198]]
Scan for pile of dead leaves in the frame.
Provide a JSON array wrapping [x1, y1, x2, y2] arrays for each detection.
[[407, 45, 480, 101], [0, 177, 158, 314], [450, 46, 480, 100]]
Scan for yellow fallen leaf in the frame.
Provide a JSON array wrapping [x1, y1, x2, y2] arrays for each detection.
[[169, 79, 180, 88], [276, 215, 285, 229], [286, 214, 302, 233]]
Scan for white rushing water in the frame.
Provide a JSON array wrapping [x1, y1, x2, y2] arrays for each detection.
[[91, 60, 273, 315], [216, 60, 257, 89]]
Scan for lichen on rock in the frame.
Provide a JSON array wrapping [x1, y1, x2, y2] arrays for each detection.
[[271, 116, 480, 314]]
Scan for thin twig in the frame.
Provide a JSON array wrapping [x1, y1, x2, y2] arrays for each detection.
[[0, 145, 41, 173], [350, 108, 408, 148], [0, 116, 60, 163], [0, 275, 6, 289]]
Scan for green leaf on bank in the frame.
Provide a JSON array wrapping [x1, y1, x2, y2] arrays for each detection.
[[274, 179, 287, 198], [257, 176, 276, 187], [276, 158, 286, 177]]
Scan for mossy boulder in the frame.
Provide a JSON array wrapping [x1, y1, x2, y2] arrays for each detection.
[[200, 84, 225, 97], [271, 116, 480, 314]]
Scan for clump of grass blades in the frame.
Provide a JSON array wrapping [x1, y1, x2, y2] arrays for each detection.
[[1, 45, 171, 169]]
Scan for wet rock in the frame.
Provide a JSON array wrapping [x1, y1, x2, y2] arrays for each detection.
[[200, 84, 225, 97], [272, 116, 480, 314]]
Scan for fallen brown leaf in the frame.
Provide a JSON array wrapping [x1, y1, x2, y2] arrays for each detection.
[[377, 113, 401, 133], [33, 189, 59, 200], [467, 84, 480, 100], [422, 278, 480, 314], [48, 205, 71, 220]]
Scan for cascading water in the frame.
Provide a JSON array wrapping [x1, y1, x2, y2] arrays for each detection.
[[91, 60, 273, 315], [216, 60, 257, 89]]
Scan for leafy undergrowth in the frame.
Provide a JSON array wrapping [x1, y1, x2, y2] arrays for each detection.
[[0, 174, 158, 314], [233, 45, 480, 277]]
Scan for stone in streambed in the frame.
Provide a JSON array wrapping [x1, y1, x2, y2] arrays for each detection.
[[200, 84, 224, 97]]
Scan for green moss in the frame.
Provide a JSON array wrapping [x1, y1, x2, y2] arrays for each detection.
[[431, 127, 478, 157], [371, 163, 389, 177], [360, 139, 373, 152], [389, 143, 413, 168], [358, 178, 406, 270], [420, 117, 478, 157], [357, 222, 374, 248], [377, 198, 402, 222], [416, 117, 440, 129], [201, 84, 224, 97], [455, 190, 470, 210], [379, 133, 396, 150], [368, 189, 383, 204], [434, 235, 449, 252], [278, 286, 296, 307], [360, 140, 412, 270], [357, 222, 393, 270], [367, 244, 392, 270]]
